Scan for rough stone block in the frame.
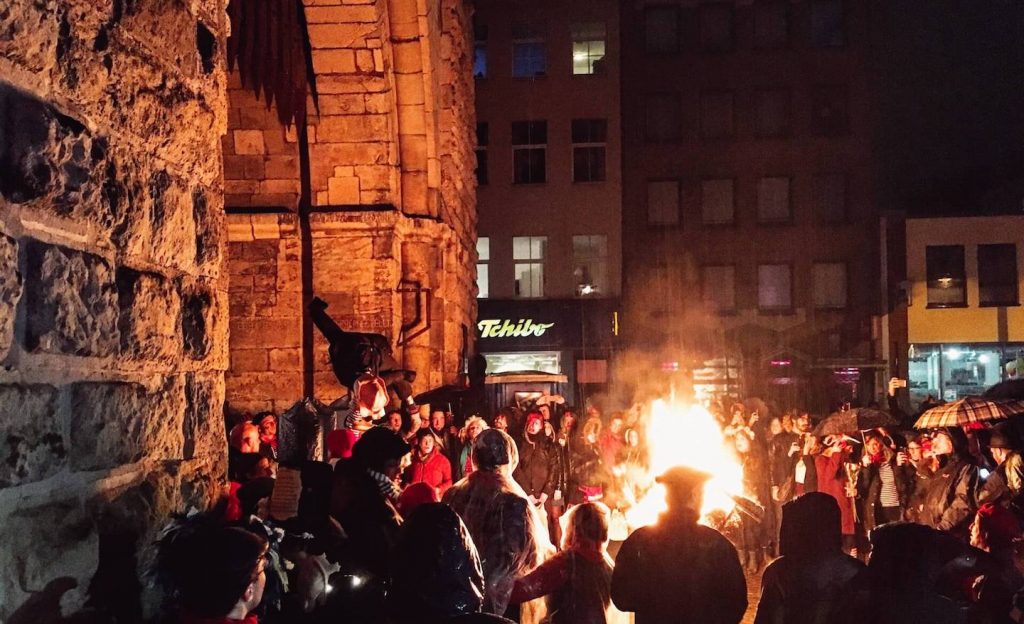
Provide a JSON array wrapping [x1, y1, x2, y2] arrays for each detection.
[[117, 268, 181, 362], [179, 280, 216, 361], [316, 114, 390, 143], [269, 347, 302, 371], [0, 384, 62, 487], [23, 240, 119, 357], [183, 372, 225, 461], [328, 176, 360, 204], [69, 376, 186, 471], [231, 348, 269, 372], [193, 187, 223, 268], [233, 129, 265, 155], [313, 49, 357, 74], [0, 235, 22, 360]]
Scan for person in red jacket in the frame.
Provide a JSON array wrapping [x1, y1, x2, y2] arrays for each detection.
[[404, 428, 453, 498]]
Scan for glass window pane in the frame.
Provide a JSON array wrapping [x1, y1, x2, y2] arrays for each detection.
[[702, 265, 735, 311], [573, 235, 608, 296], [512, 42, 547, 78], [573, 147, 606, 182], [476, 237, 490, 261], [926, 245, 966, 306], [814, 173, 847, 222], [979, 244, 1019, 305], [647, 180, 680, 225], [477, 263, 489, 298], [474, 44, 487, 78], [758, 264, 792, 309], [515, 263, 545, 298], [702, 179, 734, 224], [813, 262, 847, 308], [757, 177, 791, 222]]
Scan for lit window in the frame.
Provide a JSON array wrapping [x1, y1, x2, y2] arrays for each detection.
[[571, 22, 606, 75], [572, 119, 607, 182], [758, 264, 792, 311], [813, 262, 847, 308], [813, 173, 847, 222], [645, 6, 680, 53], [513, 236, 547, 298], [757, 177, 791, 223], [512, 23, 546, 78], [645, 93, 681, 142], [926, 245, 966, 307], [978, 244, 1019, 306], [476, 237, 490, 298], [511, 121, 546, 184], [475, 122, 488, 186], [811, 0, 845, 48], [755, 89, 791, 137], [702, 265, 736, 312], [701, 178, 734, 224], [573, 235, 609, 296], [701, 91, 734, 139], [473, 20, 488, 78], [754, 2, 789, 49], [647, 180, 680, 226], [699, 3, 734, 52]]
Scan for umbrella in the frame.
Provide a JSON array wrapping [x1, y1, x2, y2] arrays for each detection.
[[812, 408, 896, 436], [914, 396, 1024, 429], [414, 384, 472, 406], [984, 379, 1024, 401]]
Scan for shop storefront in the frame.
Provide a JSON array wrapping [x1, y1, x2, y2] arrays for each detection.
[[476, 298, 619, 410], [908, 343, 1024, 407]]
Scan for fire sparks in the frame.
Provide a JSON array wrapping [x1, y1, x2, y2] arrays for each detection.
[[625, 397, 745, 528]]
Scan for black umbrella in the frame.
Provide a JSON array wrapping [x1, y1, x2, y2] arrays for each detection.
[[812, 408, 896, 436], [984, 379, 1024, 401], [414, 384, 473, 406]]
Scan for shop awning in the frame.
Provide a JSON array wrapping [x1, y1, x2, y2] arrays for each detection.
[[484, 371, 569, 384]]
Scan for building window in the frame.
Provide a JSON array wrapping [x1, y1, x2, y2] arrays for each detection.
[[811, 85, 849, 136], [758, 264, 792, 311], [572, 119, 607, 182], [476, 237, 490, 298], [645, 6, 680, 53], [978, 244, 1019, 306], [513, 236, 547, 298], [572, 22, 607, 75], [811, 0, 845, 48], [475, 122, 488, 186], [473, 20, 488, 78], [755, 89, 791, 137], [701, 178, 735, 224], [573, 235, 609, 296], [813, 262, 847, 308], [813, 173, 847, 222], [701, 91, 734, 139], [926, 245, 966, 307], [645, 93, 681, 142], [699, 3, 734, 52], [512, 120, 546, 184], [754, 2, 789, 49], [647, 180, 680, 225], [757, 177, 791, 223], [512, 23, 546, 78], [702, 265, 736, 312]]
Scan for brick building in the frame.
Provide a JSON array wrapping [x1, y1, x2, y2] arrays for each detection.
[[472, 0, 622, 406], [619, 0, 882, 410], [224, 0, 478, 412]]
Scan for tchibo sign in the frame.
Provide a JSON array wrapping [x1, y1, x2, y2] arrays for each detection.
[[478, 318, 555, 339]]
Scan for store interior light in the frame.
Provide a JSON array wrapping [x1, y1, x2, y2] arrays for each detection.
[[979, 354, 990, 364], [945, 348, 962, 360]]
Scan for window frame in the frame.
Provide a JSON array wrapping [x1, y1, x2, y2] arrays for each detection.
[[756, 176, 793, 224], [513, 236, 548, 299], [700, 90, 736, 140], [571, 22, 607, 76], [572, 234, 610, 297], [701, 177, 736, 226], [646, 179, 681, 227], [571, 118, 607, 183], [812, 261, 848, 309], [758, 263, 794, 313], [511, 23, 547, 79], [701, 264, 737, 313], [925, 245, 967, 308], [476, 237, 490, 298], [511, 120, 547, 185], [978, 244, 1020, 307]]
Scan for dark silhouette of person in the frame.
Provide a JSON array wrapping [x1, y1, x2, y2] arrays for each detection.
[[611, 466, 747, 624]]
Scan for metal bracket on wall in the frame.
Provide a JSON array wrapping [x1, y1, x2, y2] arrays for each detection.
[[397, 279, 432, 346]]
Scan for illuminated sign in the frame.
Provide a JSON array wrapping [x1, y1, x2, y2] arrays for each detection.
[[478, 318, 555, 339]]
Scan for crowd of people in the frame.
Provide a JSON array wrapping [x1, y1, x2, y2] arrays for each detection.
[[150, 394, 1024, 624]]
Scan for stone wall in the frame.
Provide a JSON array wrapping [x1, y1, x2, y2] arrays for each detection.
[[0, 0, 228, 620], [224, 0, 477, 409]]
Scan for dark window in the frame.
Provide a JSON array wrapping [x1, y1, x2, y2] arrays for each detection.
[[473, 21, 488, 78], [572, 119, 607, 182], [512, 23, 545, 78], [811, 0, 845, 48], [757, 177, 791, 222], [645, 93, 681, 142], [475, 122, 488, 185], [813, 173, 847, 222], [645, 6, 680, 53], [702, 265, 736, 312], [701, 178, 735, 224], [755, 89, 791, 137], [699, 3, 734, 52], [926, 245, 966, 307], [979, 244, 1019, 306], [647, 180, 680, 225], [753, 2, 789, 49], [811, 86, 849, 136], [512, 120, 546, 184], [701, 91, 734, 139]]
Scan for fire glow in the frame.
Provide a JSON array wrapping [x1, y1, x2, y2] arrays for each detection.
[[625, 397, 745, 528]]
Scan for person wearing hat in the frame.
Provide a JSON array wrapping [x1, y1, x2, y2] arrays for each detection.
[[978, 424, 1024, 514], [443, 428, 553, 622], [917, 427, 980, 537], [611, 465, 747, 624]]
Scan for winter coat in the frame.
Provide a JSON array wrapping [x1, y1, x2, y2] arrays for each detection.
[[857, 460, 915, 531], [814, 451, 854, 535], [404, 450, 453, 497], [571, 443, 606, 498], [510, 547, 615, 624], [329, 458, 403, 579], [978, 451, 1024, 512], [612, 513, 747, 624], [770, 433, 800, 490], [918, 456, 980, 534], [514, 435, 558, 500], [442, 469, 552, 620], [754, 552, 865, 624]]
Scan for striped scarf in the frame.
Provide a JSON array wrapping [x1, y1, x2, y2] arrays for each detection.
[[367, 468, 401, 502]]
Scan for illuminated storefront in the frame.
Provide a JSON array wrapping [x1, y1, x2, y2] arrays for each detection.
[[908, 343, 1024, 406]]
